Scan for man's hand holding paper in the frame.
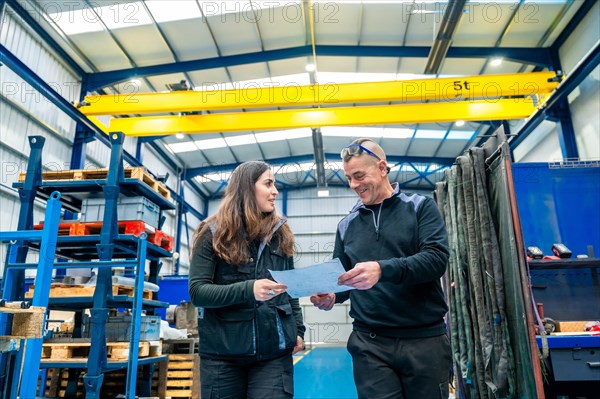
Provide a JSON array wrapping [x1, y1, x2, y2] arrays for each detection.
[[268, 258, 354, 298]]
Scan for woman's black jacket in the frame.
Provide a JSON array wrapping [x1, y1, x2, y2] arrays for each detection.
[[189, 219, 305, 360]]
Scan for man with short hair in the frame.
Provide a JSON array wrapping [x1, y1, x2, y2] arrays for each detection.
[[311, 138, 451, 399]]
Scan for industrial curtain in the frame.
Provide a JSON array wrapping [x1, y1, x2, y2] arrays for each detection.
[[435, 136, 543, 399]]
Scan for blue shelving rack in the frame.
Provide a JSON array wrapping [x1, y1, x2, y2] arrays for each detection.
[[2, 133, 174, 398], [0, 191, 61, 398]]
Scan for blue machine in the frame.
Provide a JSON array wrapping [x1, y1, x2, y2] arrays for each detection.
[[514, 162, 600, 397]]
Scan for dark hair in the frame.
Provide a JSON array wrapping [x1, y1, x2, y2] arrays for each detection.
[[192, 161, 294, 265]]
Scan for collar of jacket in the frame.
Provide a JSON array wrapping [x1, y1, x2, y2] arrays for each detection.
[[349, 182, 400, 213], [256, 217, 287, 262], [207, 216, 288, 262]]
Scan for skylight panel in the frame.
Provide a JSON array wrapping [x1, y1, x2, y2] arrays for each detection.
[[321, 126, 413, 139], [47, 9, 105, 35], [98, 2, 154, 30], [270, 74, 312, 87], [382, 128, 413, 139], [390, 164, 417, 172], [47, 1, 158, 34], [197, 1, 248, 17], [145, 1, 203, 23], [255, 129, 312, 143], [318, 72, 397, 84], [251, 1, 302, 10], [414, 130, 446, 139], [447, 130, 476, 140], [275, 162, 315, 174], [321, 126, 383, 138], [194, 137, 228, 150], [167, 142, 197, 153], [325, 161, 344, 170], [204, 171, 232, 181], [225, 135, 257, 146], [314, 1, 424, 4], [296, 162, 316, 172], [396, 73, 436, 81]]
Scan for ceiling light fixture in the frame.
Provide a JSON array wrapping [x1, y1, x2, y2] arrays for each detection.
[[455, 120, 465, 127], [305, 63, 316, 72], [317, 189, 330, 197], [490, 58, 503, 67], [175, 133, 185, 139]]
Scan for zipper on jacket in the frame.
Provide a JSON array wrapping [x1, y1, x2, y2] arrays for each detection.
[[365, 203, 383, 241]]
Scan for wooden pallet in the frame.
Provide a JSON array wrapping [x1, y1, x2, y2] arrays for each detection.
[[42, 340, 151, 360], [26, 283, 153, 299], [42, 366, 161, 399], [34, 220, 174, 251], [43, 368, 85, 398], [156, 354, 200, 399], [18, 166, 171, 201]]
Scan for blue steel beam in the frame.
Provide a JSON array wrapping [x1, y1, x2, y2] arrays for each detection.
[[510, 41, 599, 151], [174, 179, 185, 274], [0, 44, 143, 167], [547, 100, 579, 158], [184, 154, 455, 180], [85, 45, 552, 90], [547, 46, 578, 159], [0, 44, 101, 136], [184, 155, 315, 179]]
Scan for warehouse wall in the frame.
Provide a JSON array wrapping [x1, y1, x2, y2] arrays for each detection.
[[1, 10, 80, 276], [176, 182, 208, 275], [514, 2, 600, 162], [0, 9, 191, 280]]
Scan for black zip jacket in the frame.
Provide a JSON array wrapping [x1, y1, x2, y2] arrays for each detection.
[[189, 218, 305, 360], [334, 183, 450, 338]]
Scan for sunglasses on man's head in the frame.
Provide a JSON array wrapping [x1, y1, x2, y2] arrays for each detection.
[[340, 144, 382, 162], [340, 143, 391, 174]]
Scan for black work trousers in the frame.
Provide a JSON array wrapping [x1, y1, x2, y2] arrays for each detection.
[[200, 353, 293, 399], [347, 330, 451, 399]]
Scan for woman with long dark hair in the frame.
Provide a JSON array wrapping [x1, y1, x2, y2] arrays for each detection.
[[189, 160, 305, 398]]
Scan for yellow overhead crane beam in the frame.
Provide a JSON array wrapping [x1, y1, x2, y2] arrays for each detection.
[[78, 72, 559, 116], [107, 99, 537, 137]]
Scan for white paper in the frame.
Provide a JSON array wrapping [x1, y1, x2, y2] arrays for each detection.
[[269, 258, 354, 298]]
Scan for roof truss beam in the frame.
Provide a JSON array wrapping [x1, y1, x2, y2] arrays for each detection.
[[83, 45, 554, 91], [185, 154, 455, 180]]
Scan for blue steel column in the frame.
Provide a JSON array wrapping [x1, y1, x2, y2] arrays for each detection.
[[83, 132, 126, 398], [0, 136, 43, 398], [174, 178, 185, 274], [57, 123, 92, 278], [3, 136, 43, 300], [136, 139, 145, 163], [125, 234, 148, 399], [549, 47, 579, 159], [281, 189, 288, 217], [18, 193, 62, 399]]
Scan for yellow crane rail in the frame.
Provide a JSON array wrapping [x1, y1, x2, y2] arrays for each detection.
[[79, 72, 559, 116], [106, 99, 537, 136]]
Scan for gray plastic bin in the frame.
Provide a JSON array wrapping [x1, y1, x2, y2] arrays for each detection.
[[83, 314, 161, 342], [81, 196, 160, 228]]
